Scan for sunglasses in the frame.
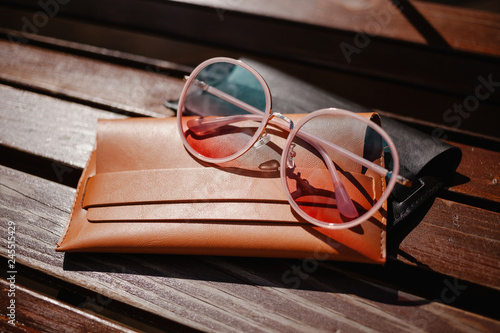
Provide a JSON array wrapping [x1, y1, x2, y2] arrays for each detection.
[[176, 57, 411, 229]]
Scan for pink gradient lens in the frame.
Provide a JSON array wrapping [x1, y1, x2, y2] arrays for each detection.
[[179, 60, 269, 161], [282, 111, 394, 228]]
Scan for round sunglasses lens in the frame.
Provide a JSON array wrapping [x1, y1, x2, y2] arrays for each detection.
[[179, 61, 268, 160], [283, 112, 395, 228]]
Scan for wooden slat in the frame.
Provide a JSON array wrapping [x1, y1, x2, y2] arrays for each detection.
[[412, 1, 500, 56], [449, 142, 500, 204], [2, 0, 499, 103], [0, 1, 498, 330], [178, 0, 500, 57], [5, 0, 500, 57], [397, 197, 500, 290], [1, 165, 499, 332], [0, 38, 184, 118], [0, 84, 124, 169], [1, 7, 499, 140], [375, 111, 500, 151], [0, 79, 498, 290], [0, 279, 139, 333], [0, 3, 500, 138]]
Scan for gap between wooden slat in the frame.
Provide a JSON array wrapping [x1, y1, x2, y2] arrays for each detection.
[[1, 164, 500, 331], [171, 0, 500, 57], [1, 8, 499, 140], [1, 2, 499, 105], [0, 34, 184, 118], [0, 270, 200, 333], [0, 84, 125, 169], [0, 27, 193, 76], [0, 278, 143, 333], [0, 78, 498, 212]]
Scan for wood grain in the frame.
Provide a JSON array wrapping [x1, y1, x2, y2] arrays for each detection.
[[0, 39, 184, 118], [2, 0, 499, 104], [176, 0, 500, 56], [1, 7, 499, 139], [449, 142, 500, 204], [5, 0, 500, 57], [397, 197, 500, 290], [1, 165, 499, 332], [0, 33, 499, 145], [0, 279, 139, 333], [0, 80, 498, 290], [0, 84, 124, 169], [0, 3, 499, 329]]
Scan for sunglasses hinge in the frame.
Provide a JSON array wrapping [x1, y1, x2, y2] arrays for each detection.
[[270, 112, 294, 130]]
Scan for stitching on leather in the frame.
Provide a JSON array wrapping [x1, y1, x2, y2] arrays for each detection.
[[394, 180, 443, 222], [380, 165, 386, 261], [391, 175, 423, 204], [377, 125, 386, 262]]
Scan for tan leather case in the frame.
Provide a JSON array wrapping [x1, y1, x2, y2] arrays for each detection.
[[56, 114, 387, 264]]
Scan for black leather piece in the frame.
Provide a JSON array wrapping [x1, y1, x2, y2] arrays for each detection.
[[243, 59, 462, 227]]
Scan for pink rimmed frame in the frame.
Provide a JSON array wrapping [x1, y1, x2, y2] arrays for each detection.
[[177, 57, 402, 230], [280, 109, 400, 230], [177, 57, 273, 164]]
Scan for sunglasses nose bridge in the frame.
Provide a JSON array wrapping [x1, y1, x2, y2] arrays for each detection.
[[270, 112, 294, 130], [253, 110, 294, 150]]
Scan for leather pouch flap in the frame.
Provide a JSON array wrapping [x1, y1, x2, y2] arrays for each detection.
[[56, 115, 387, 264]]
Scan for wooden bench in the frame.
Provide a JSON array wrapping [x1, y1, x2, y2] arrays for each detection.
[[1, 1, 499, 331]]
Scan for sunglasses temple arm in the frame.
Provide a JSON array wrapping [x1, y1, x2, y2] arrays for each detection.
[[298, 131, 412, 187], [269, 117, 358, 217], [268, 117, 358, 216], [298, 131, 388, 176], [187, 114, 263, 135], [314, 142, 359, 219], [197, 83, 411, 186], [204, 85, 265, 117], [188, 83, 270, 136]]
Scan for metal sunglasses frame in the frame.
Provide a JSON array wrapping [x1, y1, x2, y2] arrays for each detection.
[[176, 57, 405, 229]]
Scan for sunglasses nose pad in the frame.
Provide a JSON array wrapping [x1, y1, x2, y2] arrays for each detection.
[[253, 130, 271, 149], [286, 143, 296, 169]]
